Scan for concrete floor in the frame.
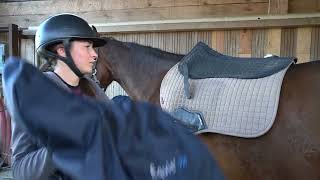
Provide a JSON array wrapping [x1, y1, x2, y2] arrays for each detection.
[[0, 167, 13, 180]]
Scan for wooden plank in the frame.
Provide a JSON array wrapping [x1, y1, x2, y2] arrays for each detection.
[[0, 0, 159, 16], [211, 31, 217, 49], [156, 32, 163, 50], [0, 33, 8, 42], [174, 0, 269, 6], [103, 0, 176, 9], [164, 32, 174, 53], [0, 0, 173, 15], [148, 0, 174, 8], [251, 29, 267, 57], [280, 28, 297, 57], [233, 30, 240, 57], [177, 32, 188, 54], [215, 31, 225, 53], [20, 38, 35, 65], [19, 14, 320, 35], [201, 0, 268, 5], [103, 0, 145, 10], [296, 27, 312, 63], [174, 0, 199, 6], [265, 28, 281, 56], [173, 31, 180, 54], [310, 27, 320, 61], [0, 0, 267, 16], [0, 0, 270, 14], [169, 3, 268, 19], [0, 0, 102, 16], [0, 3, 269, 28], [138, 33, 147, 46], [185, 32, 193, 51], [161, 32, 168, 51], [224, 30, 239, 56], [0, 0, 44, 2], [269, 0, 288, 14], [198, 31, 212, 48], [239, 29, 252, 57], [288, 0, 320, 13]]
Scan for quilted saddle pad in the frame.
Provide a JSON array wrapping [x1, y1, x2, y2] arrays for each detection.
[[160, 62, 292, 138]]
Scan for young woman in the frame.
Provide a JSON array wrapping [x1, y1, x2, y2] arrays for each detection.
[[11, 13, 108, 180]]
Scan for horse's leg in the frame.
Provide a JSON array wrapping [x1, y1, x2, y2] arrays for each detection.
[[198, 62, 320, 180]]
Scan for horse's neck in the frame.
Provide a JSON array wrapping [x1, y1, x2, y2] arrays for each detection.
[[118, 68, 169, 104], [113, 42, 183, 104], [117, 59, 180, 104]]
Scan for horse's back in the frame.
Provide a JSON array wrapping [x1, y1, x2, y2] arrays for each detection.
[[199, 60, 320, 180], [280, 60, 320, 118]]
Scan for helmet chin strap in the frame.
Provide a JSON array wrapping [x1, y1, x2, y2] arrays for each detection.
[[61, 39, 84, 77], [40, 39, 84, 77]]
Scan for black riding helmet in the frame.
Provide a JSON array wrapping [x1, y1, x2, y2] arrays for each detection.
[[35, 13, 106, 77]]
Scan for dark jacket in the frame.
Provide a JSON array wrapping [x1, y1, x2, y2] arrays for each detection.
[[10, 69, 108, 180]]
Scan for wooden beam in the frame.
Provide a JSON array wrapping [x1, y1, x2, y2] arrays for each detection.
[[0, 0, 268, 16], [0, 0, 269, 15], [269, 0, 288, 14], [23, 13, 320, 35], [8, 24, 19, 56], [0, 3, 269, 28]]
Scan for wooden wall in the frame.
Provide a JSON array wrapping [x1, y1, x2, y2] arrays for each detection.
[[19, 26, 320, 66], [104, 27, 320, 63], [1, 0, 319, 29]]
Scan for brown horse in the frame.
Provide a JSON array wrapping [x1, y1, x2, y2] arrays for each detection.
[[96, 37, 320, 180]]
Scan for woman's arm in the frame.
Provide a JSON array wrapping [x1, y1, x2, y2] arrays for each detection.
[[11, 120, 56, 180]]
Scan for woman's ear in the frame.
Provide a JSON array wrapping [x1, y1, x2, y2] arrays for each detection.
[[56, 46, 66, 57]]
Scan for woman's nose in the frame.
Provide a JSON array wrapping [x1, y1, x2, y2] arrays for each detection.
[[92, 49, 98, 60]]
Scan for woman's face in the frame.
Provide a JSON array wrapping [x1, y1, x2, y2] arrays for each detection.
[[70, 40, 98, 75]]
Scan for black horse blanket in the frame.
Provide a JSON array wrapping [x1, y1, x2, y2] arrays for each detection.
[[2, 57, 224, 180]]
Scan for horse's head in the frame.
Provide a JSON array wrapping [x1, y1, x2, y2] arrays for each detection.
[[95, 36, 184, 103], [95, 37, 116, 89]]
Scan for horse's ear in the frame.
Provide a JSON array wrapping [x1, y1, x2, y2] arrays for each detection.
[[91, 25, 100, 37]]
